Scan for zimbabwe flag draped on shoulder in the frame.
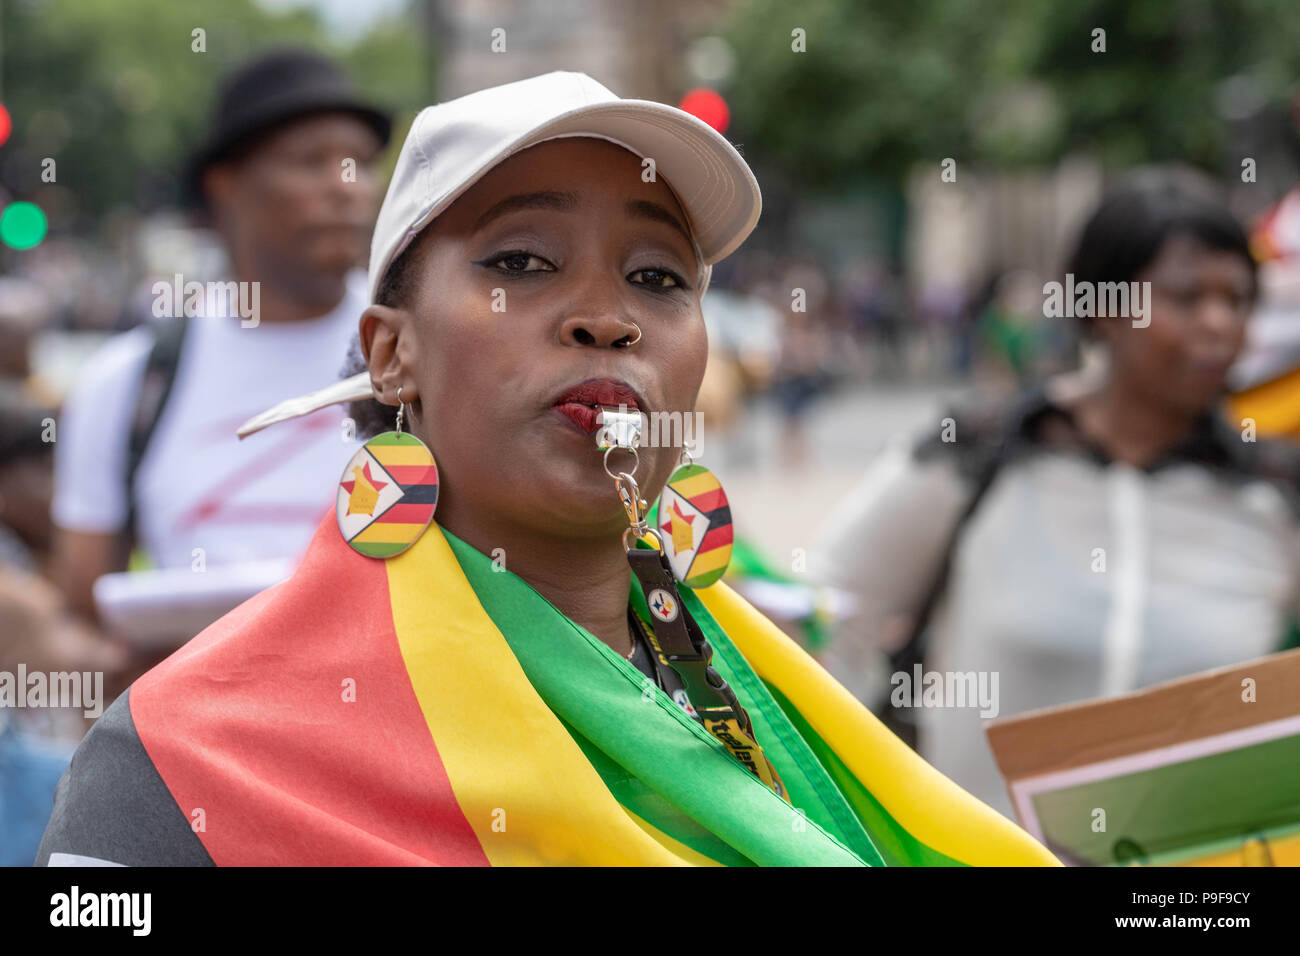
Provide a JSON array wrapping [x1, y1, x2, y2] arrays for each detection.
[[38, 513, 1058, 867]]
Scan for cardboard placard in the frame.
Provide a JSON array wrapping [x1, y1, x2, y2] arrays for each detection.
[[986, 648, 1300, 866]]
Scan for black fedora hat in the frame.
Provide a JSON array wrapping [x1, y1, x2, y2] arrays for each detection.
[[184, 47, 392, 207]]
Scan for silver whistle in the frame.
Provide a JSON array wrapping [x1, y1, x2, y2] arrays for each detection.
[[595, 406, 646, 450]]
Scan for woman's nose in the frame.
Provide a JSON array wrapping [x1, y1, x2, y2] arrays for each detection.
[[558, 311, 640, 348]]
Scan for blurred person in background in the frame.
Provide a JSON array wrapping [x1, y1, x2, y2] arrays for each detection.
[[0, 387, 59, 575], [769, 257, 835, 467], [697, 264, 782, 452], [695, 259, 781, 470], [973, 269, 1067, 389], [0, 278, 60, 407], [50, 49, 390, 627], [916, 277, 973, 379], [771, 309, 830, 467], [847, 259, 908, 379], [815, 167, 1300, 818], [0, 567, 126, 866], [0, 388, 124, 865]]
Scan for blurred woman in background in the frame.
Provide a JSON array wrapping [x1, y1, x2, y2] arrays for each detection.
[[817, 166, 1300, 819]]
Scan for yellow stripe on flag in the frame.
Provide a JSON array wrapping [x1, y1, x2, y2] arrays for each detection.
[[370, 444, 436, 466], [695, 580, 1060, 866], [352, 522, 426, 543], [387, 524, 717, 866], [624, 810, 725, 867], [669, 471, 721, 500], [686, 544, 731, 579]]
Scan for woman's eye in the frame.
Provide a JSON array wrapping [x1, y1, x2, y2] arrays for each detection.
[[629, 268, 682, 290], [487, 251, 552, 273]]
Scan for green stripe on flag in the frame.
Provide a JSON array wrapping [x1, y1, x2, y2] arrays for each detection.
[[553, 713, 756, 866], [677, 587, 884, 863], [626, 534, 954, 865], [631, 582, 885, 864], [353, 541, 410, 558], [670, 463, 709, 481], [760, 678, 965, 867], [366, 431, 423, 446], [443, 529, 873, 867]]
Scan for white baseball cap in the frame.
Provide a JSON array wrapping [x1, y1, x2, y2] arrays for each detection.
[[238, 70, 760, 440], [368, 69, 762, 303]]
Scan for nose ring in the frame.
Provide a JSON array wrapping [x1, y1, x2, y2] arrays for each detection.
[[616, 323, 642, 348]]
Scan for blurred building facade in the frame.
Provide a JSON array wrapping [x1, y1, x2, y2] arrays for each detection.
[[429, 0, 731, 101]]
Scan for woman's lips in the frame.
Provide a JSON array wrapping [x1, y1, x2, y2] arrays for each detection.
[[553, 403, 603, 434], [551, 378, 644, 435]]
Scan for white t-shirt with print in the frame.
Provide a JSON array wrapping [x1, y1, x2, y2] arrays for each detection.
[[52, 271, 367, 570]]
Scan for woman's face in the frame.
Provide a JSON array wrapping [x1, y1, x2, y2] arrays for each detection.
[[1098, 233, 1254, 415], [366, 137, 709, 541]]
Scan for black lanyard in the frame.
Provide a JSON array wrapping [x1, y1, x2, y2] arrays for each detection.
[[625, 546, 788, 801], [625, 608, 658, 681], [601, 448, 787, 800]]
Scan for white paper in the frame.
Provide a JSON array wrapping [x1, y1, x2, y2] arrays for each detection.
[[93, 560, 294, 649]]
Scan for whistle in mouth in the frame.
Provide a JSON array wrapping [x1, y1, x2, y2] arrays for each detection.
[[595, 406, 646, 450]]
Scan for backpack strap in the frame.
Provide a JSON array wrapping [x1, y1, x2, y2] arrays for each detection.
[[122, 315, 189, 560]]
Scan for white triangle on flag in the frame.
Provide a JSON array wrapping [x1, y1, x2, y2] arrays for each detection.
[[659, 487, 711, 582], [336, 449, 406, 541]]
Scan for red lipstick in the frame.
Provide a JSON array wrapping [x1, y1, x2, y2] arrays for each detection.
[[551, 378, 644, 435]]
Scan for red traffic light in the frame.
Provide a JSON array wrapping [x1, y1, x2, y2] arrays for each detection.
[[677, 89, 729, 134]]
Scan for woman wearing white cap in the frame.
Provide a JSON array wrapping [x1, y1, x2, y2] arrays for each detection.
[[39, 72, 1056, 867]]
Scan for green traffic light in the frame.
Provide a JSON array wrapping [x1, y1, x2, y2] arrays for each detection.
[[0, 202, 48, 249]]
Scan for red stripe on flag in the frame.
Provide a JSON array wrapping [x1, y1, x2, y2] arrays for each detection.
[[386, 465, 439, 485], [373, 503, 436, 524], [696, 522, 734, 554], [686, 489, 727, 514], [130, 513, 488, 866]]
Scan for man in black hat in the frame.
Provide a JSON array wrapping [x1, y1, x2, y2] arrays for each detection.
[[51, 49, 392, 635], [184, 47, 391, 322]]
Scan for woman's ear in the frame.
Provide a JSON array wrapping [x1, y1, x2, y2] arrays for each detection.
[[359, 304, 416, 404]]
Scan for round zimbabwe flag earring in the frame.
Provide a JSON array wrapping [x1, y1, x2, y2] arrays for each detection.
[[654, 445, 733, 589], [336, 388, 438, 559]]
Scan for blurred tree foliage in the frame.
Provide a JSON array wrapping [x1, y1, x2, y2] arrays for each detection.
[[3, 0, 428, 228], [11, 0, 1300, 229], [722, 0, 1300, 190]]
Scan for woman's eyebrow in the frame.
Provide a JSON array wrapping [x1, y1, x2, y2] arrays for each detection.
[[472, 190, 578, 232], [625, 199, 693, 250], [471, 190, 694, 250]]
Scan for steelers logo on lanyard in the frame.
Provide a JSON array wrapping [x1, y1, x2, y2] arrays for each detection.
[[646, 588, 679, 623]]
